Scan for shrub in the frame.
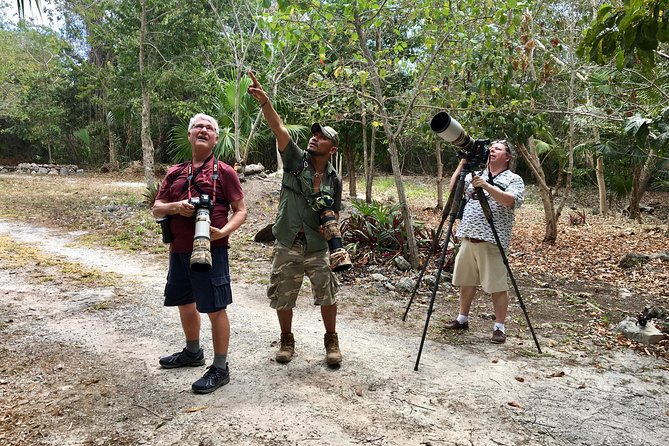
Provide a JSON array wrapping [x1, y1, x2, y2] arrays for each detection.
[[340, 199, 435, 264]]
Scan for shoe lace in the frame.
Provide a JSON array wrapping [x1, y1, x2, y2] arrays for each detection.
[[204, 365, 227, 380], [324, 335, 339, 352], [202, 365, 216, 379]]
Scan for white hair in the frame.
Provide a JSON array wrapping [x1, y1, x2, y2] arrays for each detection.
[[188, 113, 219, 135]]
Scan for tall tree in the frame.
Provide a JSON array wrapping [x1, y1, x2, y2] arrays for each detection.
[[580, 0, 669, 221], [278, 0, 455, 268], [138, 0, 154, 186]]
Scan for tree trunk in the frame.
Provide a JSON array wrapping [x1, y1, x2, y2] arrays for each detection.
[[366, 124, 376, 204], [435, 140, 444, 209], [276, 142, 283, 171], [516, 138, 558, 243], [139, 0, 155, 187], [388, 136, 419, 264], [628, 146, 658, 222], [346, 131, 356, 197], [556, 23, 577, 220], [595, 155, 607, 215], [353, 10, 419, 267], [107, 112, 118, 169], [362, 111, 369, 202]]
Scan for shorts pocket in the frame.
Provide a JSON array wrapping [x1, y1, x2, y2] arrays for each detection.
[[211, 274, 233, 310], [329, 270, 340, 296]]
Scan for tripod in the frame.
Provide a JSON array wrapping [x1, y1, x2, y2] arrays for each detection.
[[405, 151, 542, 371]]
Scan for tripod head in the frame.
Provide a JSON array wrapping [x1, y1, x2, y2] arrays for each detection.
[[462, 139, 490, 173]]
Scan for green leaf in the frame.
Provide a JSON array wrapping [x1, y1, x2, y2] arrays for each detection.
[[596, 4, 613, 21], [615, 50, 625, 70], [624, 115, 652, 137]]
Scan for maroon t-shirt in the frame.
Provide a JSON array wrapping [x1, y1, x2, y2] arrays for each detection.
[[156, 157, 244, 253]]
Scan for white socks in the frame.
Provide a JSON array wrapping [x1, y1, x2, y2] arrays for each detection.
[[494, 322, 505, 333], [456, 314, 469, 324]]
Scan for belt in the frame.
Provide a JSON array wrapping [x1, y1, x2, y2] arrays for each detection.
[[464, 237, 486, 243]]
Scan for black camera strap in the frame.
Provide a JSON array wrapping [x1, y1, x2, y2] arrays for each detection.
[[487, 168, 509, 191], [185, 154, 218, 204], [283, 152, 340, 206]]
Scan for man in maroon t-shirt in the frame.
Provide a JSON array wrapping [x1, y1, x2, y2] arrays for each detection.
[[153, 113, 247, 394]]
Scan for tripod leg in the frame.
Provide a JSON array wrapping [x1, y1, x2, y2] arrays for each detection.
[[414, 227, 453, 371], [474, 187, 542, 354], [402, 178, 459, 322], [414, 171, 468, 371]]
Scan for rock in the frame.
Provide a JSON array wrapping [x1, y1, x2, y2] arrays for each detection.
[[616, 316, 666, 345], [370, 273, 388, 282], [244, 163, 265, 175], [254, 223, 275, 243], [394, 256, 411, 271], [396, 277, 415, 293], [619, 251, 669, 268], [423, 275, 436, 287]]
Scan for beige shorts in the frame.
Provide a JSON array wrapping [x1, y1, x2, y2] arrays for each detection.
[[267, 239, 339, 310], [452, 239, 509, 293]]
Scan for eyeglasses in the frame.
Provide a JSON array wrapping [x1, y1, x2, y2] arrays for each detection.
[[491, 139, 507, 146], [191, 123, 218, 134]]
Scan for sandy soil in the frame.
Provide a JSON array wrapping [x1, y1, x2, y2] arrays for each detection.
[[1, 176, 668, 445], [1, 228, 668, 446]]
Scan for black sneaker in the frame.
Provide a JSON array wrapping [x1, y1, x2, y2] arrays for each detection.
[[192, 364, 230, 394], [159, 348, 205, 369]]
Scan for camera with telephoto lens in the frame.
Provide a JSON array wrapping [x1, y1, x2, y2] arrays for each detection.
[[311, 194, 352, 272], [430, 112, 489, 168], [189, 194, 214, 272]]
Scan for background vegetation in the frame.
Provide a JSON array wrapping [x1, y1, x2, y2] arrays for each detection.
[[1, 0, 668, 260]]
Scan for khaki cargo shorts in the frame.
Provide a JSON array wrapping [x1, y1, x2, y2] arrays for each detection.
[[267, 239, 339, 310], [452, 238, 509, 293]]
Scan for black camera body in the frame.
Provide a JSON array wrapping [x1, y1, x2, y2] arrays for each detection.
[[189, 194, 214, 272], [430, 112, 489, 169], [311, 194, 352, 272], [189, 194, 214, 211]]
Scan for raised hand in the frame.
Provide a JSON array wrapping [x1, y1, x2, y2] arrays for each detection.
[[247, 70, 268, 104]]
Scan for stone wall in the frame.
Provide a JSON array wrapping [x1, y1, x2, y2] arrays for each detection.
[[0, 163, 83, 176]]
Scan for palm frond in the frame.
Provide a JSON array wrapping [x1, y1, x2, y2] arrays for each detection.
[[168, 122, 191, 163]]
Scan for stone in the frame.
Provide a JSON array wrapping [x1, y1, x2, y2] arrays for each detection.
[[616, 316, 666, 345], [396, 277, 415, 293], [394, 256, 411, 271]]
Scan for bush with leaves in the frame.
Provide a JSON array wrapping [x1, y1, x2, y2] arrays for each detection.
[[340, 199, 435, 264]]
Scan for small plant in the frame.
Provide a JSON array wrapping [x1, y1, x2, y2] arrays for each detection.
[[341, 199, 435, 263], [143, 181, 160, 207]]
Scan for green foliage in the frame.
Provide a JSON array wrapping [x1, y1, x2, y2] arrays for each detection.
[[73, 128, 91, 159], [579, 0, 669, 70], [0, 23, 71, 162], [341, 199, 434, 261], [142, 181, 159, 207]]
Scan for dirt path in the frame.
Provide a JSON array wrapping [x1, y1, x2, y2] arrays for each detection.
[[1, 219, 668, 446]]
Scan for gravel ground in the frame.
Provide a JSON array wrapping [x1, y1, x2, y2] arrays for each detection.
[[1, 218, 669, 446]]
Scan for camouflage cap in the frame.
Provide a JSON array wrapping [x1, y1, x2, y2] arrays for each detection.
[[311, 123, 339, 146]]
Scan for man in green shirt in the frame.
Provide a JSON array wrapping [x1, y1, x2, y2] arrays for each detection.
[[247, 70, 343, 367]]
